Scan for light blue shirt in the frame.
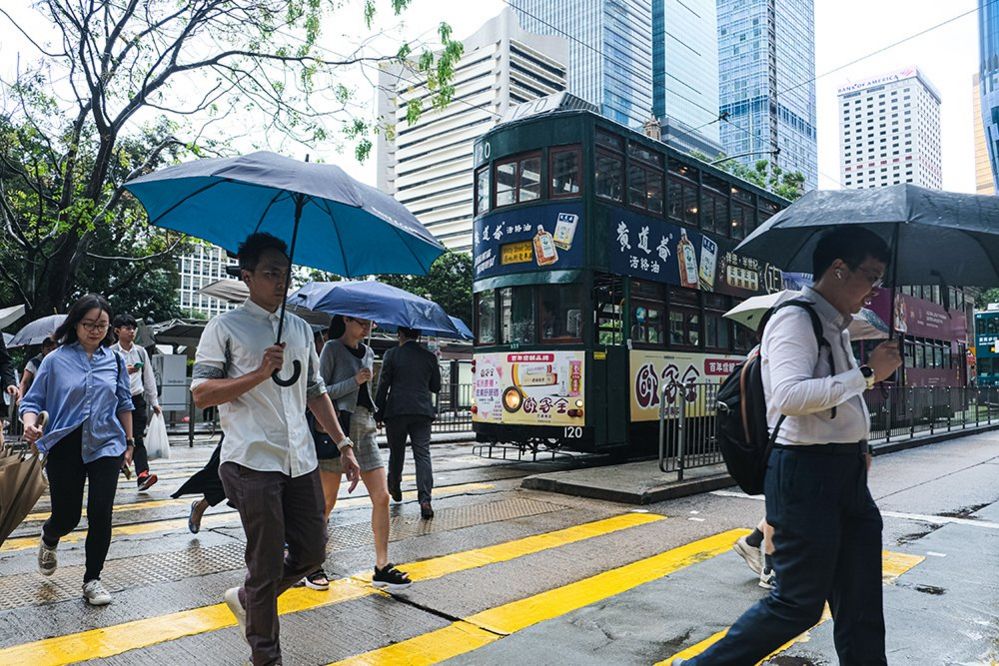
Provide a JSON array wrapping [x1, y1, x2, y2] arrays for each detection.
[[19, 343, 134, 463]]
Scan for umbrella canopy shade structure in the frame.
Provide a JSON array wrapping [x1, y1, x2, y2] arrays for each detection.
[[735, 184, 999, 287], [198, 278, 249, 304], [289, 281, 467, 339], [150, 319, 209, 348], [0, 305, 25, 330], [8, 315, 66, 348], [124, 151, 445, 278], [725, 291, 889, 342]]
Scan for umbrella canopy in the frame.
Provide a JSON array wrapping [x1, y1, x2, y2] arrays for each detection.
[[0, 305, 25, 330], [735, 184, 999, 287], [2, 333, 11, 347], [8, 315, 66, 348], [199, 278, 249, 304], [289, 281, 467, 339], [124, 151, 444, 278], [725, 291, 889, 342]]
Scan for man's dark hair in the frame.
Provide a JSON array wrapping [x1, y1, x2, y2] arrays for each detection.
[[112, 313, 138, 329], [40, 336, 57, 351], [398, 326, 421, 340], [237, 232, 288, 272], [812, 226, 890, 279], [53, 294, 115, 347]]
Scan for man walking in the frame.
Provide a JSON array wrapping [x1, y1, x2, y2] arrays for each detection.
[[191, 232, 360, 666], [677, 227, 902, 665], [0, 331, 17, 434], [112, 315, 161, 491], [375, 327, 441, 519]]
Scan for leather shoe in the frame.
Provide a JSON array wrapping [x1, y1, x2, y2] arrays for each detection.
[[419, 501, 434, 519], [388, 481, 402, 502]]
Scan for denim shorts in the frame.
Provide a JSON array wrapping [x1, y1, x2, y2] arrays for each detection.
[[317, 407, 383, 473]]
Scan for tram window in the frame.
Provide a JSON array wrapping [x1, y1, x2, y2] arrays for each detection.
[[494, 153, 542, 208], [628, 164, 647, 209], [540, 284, 583, 342], [596, 129, 624, 151], [595, 277, 624, 346], [474, 167, 490, 216], [669, 311, 684, 346], [702, 193, 722, 235], [551, 147, 581, 197], [904, 340, 915, 368], [933, 344, 943, 369], [686, 312, 701, 347], [732, 202, 751, 240], [500, 286, 535, 344], [734, 321, 754, 352], [683, 184, 699, 226], [628, 142, 663, 167], [475, 290, 496, 344], [595, 150, 624, 201], [631, 300, 665, 345], [914, 342, 925, 368], [705, 312, 730, 350], [647, 171, 664, 213], [495, 160, 517, 207], [667, 179, 683, 222], [520, 155, 541, 201]]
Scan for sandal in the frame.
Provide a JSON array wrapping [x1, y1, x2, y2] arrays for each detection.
[[300, 568, 330, 591]]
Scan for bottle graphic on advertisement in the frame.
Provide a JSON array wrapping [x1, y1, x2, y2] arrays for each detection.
[[553, 213, 579, 250], [699, 236, 718, 291], [534, 225, 559, 266], [677, 229, 699, 288]]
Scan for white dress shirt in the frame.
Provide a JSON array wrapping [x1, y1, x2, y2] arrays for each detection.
[[191, 300, 326, 477], [761, 286, 870, 446], [111, 342, 159, 407]]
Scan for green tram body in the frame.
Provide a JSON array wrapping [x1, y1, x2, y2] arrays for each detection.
[[470, 110, 789, 454]]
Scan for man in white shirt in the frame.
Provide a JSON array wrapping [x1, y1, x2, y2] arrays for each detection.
[[680, 227, 902, 666], [192, 233, 359, 666], [112, 315, 161, 491]]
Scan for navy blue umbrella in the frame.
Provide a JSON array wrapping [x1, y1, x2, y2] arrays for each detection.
[[289, 281, 469, 339], [125, 151, 445, 385]]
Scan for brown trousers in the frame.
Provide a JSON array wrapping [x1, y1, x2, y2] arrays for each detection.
[[219, 462, 327, 666]]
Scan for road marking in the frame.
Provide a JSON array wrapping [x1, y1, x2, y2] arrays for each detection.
[[658, 549, 925, 665], [710, 490, 999, 530], [0, 512, 663, 665], [1, 483, 495, 553], [329, 529, 747, 666]]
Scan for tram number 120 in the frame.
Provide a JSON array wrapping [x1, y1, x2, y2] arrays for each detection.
[[563, 426, 583, 439]]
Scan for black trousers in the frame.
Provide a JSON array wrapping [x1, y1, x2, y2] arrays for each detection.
[[42, 427, 122, 582], [130, 394, 149, 477], [688, 442, 885, 665], [386, 415, 433, 503]]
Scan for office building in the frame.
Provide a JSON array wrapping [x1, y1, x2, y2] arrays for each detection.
[[980, 0, 999, 190], [974, 73, 995, 195], [838, 67, 942, 190], [177, 245, 239, 317]]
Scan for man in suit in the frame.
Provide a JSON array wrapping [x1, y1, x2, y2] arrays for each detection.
[[375, 327, 442, 519]]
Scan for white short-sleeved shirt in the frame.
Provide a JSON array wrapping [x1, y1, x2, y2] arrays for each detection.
[[191, 299, 325, 477]]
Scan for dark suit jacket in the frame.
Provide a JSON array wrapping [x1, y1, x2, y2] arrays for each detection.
[[0, 334, 14, 419], [374, 341, 442, 421]]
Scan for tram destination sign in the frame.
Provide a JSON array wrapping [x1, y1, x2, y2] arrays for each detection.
[[474, 202, 585, 280]]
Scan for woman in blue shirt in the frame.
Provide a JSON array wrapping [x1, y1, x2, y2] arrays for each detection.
[[20, 294, 135, 606]]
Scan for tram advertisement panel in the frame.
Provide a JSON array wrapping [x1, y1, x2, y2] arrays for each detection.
[[473, 202, 585, 280], [629, 350, 742, 422], [472, 351, 585, 426], [607, 208, 781, 296]]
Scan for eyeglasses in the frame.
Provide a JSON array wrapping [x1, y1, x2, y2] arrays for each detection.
[[347, 318, 373, 329], [254, 269, 289, 283], [79, 321, 109, 332], [853, 266, 884, 289]]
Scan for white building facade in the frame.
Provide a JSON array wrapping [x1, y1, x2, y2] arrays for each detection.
[[377, 9, 567, 252], [838, 67, 942, 190], [177, 245, 239, 318]]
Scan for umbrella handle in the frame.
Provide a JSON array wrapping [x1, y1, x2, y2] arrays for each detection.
[[272, 361, 302, 387]]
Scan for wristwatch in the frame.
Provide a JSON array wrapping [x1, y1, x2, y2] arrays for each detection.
[[859, 365, 876, 390], [126, 438, 135, 446], [335, 436, 354, 451]]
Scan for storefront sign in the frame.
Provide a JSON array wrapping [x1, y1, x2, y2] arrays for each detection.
[[629, 350, 742, 422], [474, 202, 585, 280], [472, 351, 585, 426]]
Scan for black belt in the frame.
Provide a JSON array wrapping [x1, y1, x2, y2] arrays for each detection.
[[774, 440, 869, 455]]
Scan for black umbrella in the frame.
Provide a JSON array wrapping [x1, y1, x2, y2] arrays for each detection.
[[735, 184, 999, 289]]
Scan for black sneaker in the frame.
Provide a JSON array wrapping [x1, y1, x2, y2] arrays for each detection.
[[388, 482, 402, 503], [372, 564, 412, 592]]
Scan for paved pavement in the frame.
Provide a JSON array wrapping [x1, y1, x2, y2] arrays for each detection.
[[0, 433, 995, 665]]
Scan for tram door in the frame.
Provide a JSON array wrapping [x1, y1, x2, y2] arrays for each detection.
[[592, 346, 628, 448]]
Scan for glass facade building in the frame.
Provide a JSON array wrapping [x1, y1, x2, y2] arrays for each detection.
[[509, 0, 653, 129], [979, 0, 999, 190], [717, 0, 817, 190]]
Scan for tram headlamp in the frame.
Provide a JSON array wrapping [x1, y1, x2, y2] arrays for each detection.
[[502, 386, 523, 413], [575, 399, 584, 408]]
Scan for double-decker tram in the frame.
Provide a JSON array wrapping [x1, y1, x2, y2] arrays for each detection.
[[469, 105, 789, 454]]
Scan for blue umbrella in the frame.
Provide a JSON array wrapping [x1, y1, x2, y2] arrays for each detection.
[[125, 151, 445, 385], [288, 281, 469, 339], [8, 315, 66, 348]]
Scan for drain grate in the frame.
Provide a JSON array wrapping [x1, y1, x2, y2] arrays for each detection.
[[0, 497, 565, 610]]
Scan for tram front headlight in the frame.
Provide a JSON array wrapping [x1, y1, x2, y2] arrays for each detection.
[[503, 387, 523, 412], [575, 399, 584, 408]]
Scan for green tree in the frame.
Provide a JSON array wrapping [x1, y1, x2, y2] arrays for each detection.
[[378, 251, 473, 327], [688, 151, 806, 202], [0, 1, 462, 317]]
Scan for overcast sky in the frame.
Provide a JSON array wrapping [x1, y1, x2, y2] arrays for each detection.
[[0, 0, 981, 192]]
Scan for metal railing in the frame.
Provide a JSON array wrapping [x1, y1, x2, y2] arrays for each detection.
[[433, 382, 473, 433], [658, 383, 999, 480]]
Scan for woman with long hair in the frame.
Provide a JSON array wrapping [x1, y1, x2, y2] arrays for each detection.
[[299, 315, 411, 592], [20, 294, 134, 606]]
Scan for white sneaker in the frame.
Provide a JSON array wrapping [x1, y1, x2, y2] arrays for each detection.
[[759, 567, 776, 590], [732, 535, 763, 576], [82, 579, 112, 606], [37, 537, 57, 576], [224, 586, 248, 645]]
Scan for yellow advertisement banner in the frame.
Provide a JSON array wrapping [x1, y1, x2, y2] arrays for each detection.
[[472, 351, 585, 426], [630, 350, 743, 422]]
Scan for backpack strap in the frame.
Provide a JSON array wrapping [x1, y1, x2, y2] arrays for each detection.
[[770, 299, 837, 419]]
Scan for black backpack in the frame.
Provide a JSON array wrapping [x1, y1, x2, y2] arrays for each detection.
[[715, 300, 835, 495]]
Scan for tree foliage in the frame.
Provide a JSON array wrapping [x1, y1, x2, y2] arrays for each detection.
[[688, 151, 806, 202], [378, 251, 473, 326], [0, 1, 462, 318]]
